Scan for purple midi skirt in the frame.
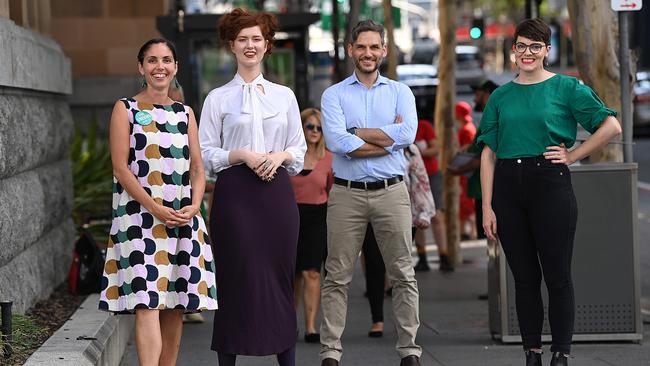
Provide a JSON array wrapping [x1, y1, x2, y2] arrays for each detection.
[[209, 164, 298, 355]]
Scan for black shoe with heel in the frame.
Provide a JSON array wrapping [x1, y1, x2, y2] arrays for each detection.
[[550, 352, 569, 366], [525, 350, 542, 366], [304, 332, 320, 343]]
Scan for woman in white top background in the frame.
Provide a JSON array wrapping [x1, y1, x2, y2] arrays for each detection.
[[198, 8, 306, 366]]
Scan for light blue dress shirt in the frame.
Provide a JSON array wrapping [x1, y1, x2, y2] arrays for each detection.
[[321, 72, 417, 182]]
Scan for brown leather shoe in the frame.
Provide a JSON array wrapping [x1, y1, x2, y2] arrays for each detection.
[[321, 358, 339, 366], [400, 355, 421, 366]]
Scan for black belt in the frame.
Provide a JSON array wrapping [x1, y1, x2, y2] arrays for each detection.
[[334, 176, 403, 190]]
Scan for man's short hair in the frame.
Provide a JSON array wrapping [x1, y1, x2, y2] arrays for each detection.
[[348, 20, 385, 45]]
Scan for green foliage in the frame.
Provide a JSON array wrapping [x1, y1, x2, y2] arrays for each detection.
[[474, 0, 525, 19], [71, 118, 113, 242], [0, 314, 49, 364]]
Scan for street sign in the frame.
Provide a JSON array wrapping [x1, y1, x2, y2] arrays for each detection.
[[612, 0, 643, 11]]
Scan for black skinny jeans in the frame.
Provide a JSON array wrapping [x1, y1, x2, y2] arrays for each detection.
[[492, 156, 577, 354]]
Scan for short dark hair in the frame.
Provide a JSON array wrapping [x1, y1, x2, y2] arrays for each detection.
[[137, 38, 177, 64], [349, 20, 385, 45], [513, 18, 551, 45]]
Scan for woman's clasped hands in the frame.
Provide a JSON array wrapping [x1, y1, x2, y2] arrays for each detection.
[[151, 203, 200, 228], [243, 151, 286, 182]]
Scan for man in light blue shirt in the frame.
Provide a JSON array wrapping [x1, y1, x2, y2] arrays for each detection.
[[319, 20, 421, 366]]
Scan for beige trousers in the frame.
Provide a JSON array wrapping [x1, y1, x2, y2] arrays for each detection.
[[320, 181, 421, 361]]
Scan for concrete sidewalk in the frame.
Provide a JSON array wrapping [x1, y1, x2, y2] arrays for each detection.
[[120, 243, 650, 366]]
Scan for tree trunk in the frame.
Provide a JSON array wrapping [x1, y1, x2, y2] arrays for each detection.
[[382, 0, 397, 80], [435, 0, 460, 265], [567, 0, 624, 163], [345, 0, 363, 74], [331, 0, 345, 82]]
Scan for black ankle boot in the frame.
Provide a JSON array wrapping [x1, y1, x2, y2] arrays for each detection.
[[414, 253, 430, 272], [525, 350, 542, 366], [550, 352, 569, 366]]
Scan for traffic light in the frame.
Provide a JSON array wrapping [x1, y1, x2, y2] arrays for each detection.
[[470, 17, 484, 39]]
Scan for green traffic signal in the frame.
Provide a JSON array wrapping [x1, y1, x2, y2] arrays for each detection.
[[470, 27, 482, 39]]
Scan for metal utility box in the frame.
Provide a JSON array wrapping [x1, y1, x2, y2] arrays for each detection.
[[488, 163, 643, 342]]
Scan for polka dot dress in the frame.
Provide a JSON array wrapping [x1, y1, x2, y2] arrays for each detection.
[[99, 98, 218, 313]]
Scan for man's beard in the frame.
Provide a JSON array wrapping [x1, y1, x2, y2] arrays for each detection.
[[474, 102, 485, 112], [354, 56, 383, 74]]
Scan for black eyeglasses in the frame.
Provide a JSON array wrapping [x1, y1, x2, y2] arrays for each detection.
[[514, 42, 546, 54], [305, 123, 322, 132]]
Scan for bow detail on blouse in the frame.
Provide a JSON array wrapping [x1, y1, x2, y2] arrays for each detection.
[[237, 74, 279, 153]]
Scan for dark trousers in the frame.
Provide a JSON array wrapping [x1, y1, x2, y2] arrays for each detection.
[[475, 198, 486, 240], [363, 225, 417, 324], [492, 156, 577, 354], [217, 345, 295, 366], [362, 224, 386, 323]]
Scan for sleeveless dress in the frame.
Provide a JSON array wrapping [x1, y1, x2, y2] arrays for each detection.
[[99, 98, 218, 313]]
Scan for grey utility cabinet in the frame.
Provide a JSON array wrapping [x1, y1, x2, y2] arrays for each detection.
[[488, 163, 643, 342]]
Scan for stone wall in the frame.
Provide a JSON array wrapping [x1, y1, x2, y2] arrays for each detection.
[[0, 16, 75, 313]]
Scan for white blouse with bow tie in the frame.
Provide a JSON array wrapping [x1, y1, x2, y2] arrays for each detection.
[[199, 73, 307, 176]]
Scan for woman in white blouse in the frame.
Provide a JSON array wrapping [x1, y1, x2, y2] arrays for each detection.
[[198, 8, 306, 366]]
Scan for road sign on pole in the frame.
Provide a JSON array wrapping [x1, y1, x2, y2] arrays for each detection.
[[611, 0, 642, 11]]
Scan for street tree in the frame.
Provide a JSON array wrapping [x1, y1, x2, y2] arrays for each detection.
[[345, 0, 363, 74], [567, 0, 626, 162], [435, 0, 461, 265], [382, 0, 398, 80]]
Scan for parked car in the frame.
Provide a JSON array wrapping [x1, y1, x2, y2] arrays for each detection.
[[634, 70, 650, 135], [396, 64, 438, 121], [452, 45, 486, 87]]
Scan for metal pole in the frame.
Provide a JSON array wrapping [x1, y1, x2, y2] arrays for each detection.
[[0, 301, 12, 358], [619, 11, 633, 163]]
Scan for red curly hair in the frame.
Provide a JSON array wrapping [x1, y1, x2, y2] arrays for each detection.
[[217, 8, 279, 54]]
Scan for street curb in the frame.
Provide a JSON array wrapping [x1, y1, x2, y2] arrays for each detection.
[[24, 294, 134, 366]]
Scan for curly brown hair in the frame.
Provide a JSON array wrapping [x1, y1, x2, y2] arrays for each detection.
[[217, 8, 279, 54]]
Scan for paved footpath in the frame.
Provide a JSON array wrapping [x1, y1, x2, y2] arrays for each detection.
[[120, 243, 650, 366]]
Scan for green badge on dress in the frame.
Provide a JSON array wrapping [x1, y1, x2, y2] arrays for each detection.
[[135, 111, 153, 126]]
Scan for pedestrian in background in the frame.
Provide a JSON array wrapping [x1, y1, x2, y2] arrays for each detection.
[[99, 38, 218, 365], [290, 107, 333, 344], [320, 19, 422, 366], [454, 101, 477, 240], [477, 18, 621, 366], [361, 142, 435, 340], [198, 8, 306, 366], [448, 80, 500, 241], [413, 116, 451, 272]]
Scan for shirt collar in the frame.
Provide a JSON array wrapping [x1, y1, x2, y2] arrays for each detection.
[[234, 73, 267, 85], [346, 71, 389, 87]]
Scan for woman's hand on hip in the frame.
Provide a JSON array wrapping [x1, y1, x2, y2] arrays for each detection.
[[482, 206, 498, 241], [544, 143, 574, 165]]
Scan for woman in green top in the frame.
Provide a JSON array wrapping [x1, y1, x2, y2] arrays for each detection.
[[477, 19, 621, 366]]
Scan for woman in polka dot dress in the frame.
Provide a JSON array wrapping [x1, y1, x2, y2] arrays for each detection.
[[99, 38, 217, 365]]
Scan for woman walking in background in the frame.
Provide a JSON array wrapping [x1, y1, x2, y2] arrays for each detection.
[[198, 8, 306, 366], [99, 38, 218, 366], [290, 108, 333, 344], [478, 19, 621, 366]]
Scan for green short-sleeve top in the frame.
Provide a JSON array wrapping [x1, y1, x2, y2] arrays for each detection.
[[475, 74, 617, 159]]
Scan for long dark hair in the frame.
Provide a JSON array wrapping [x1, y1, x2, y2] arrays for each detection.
[[137, 38, 178, 64]]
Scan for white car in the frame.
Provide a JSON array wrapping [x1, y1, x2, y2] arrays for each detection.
[[634, 71, 650, 135]]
